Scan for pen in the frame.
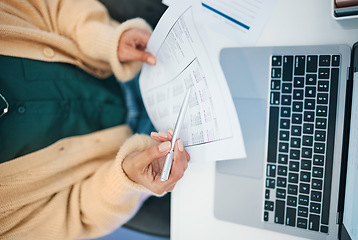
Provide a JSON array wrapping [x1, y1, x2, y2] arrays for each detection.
[[160, 87, 192, 182]]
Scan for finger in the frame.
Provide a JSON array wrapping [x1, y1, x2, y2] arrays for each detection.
[[166, 183, 176, 192], [167, 128, 174, 137], [150, 132, 160, 140], [166, 139, 186, 184], [121, 28, 151, 50], [150, 129, 174, 142], [131, 28, 151, 46], [184, 160, 188, 171], [126, 47, 156, 65], [136, 141, 171, 168], [118, 28, 156, 64], [150, 135, 165, 142], [185, 149, 190, 162], [171, 137, 189, 162], [151, 131, 170, 142], [177, 141, 190, 169]]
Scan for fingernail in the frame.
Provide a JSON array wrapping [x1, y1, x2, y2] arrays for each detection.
[[148, 56, 156, 65], [168, 128, 174, 136], [151, 132, 158, 137], [159, 141, 171, 152], [158, 132, 168, 138], [177, 139, 184, 152]]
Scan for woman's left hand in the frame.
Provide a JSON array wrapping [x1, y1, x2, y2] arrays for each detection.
[[117, 28, 156, 65]]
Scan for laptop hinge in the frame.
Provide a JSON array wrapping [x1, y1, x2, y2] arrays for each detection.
[[347, 66, 354, 81], [336, 65, 355, 228]]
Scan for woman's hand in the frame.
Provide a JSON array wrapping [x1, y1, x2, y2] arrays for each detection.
[[122, 129, 190, 195], [117, 28, 156, 65]]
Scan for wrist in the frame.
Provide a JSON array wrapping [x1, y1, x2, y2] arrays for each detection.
[[121, 152, 139, 184], [115, 134, 156, 192]]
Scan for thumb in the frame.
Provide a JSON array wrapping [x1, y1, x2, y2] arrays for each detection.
[[136, 141, 171, 168], [127, 48, 156, 65]]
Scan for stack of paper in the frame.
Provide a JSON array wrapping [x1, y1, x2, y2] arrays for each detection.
[[140, 0, 277, 161]]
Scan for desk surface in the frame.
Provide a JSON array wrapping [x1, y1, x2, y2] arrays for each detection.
[[171, 0, 358, 239]]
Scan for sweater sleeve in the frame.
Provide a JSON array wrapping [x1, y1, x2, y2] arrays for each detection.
[[0, 126, 158, 240], [51, 0, 153, 81]]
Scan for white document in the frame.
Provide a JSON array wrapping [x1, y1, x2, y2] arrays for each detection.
[[139, 0, 246, 162], [195, 0, 278, 45], [162, 0, 172, 7]]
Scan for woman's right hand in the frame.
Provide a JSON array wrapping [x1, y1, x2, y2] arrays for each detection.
[[122, 129, 190, 195]]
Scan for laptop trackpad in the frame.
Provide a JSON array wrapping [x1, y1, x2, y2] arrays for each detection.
[[216, 98, 267, 179]]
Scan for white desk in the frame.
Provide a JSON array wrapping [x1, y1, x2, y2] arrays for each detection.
[[171, 0, 358, 239]]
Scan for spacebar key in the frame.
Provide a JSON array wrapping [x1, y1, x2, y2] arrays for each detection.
[[267, 106, 279, 163], [275, 200, 285, 224]]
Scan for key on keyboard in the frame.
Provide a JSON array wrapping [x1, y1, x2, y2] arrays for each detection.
[[264, 54, 340, 234]]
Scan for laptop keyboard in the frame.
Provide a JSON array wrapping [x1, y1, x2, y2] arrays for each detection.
[[264, 54, 340, 234]]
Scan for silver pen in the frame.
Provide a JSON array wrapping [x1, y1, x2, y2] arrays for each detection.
[[160, 87, 192, 182]]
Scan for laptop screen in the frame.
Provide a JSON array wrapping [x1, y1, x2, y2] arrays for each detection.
[[341, 71, 358, 240]]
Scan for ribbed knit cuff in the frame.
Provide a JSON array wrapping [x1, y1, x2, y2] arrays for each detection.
[[114, 134, 159, 195], [109, 18, 153, 82], [81, 17, 152, 81]]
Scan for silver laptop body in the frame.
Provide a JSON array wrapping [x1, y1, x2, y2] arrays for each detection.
[[214, 44, 351, 240]]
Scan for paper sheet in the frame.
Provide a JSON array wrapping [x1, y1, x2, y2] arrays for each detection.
[[162, 0, 172, 7], [194, 0, 278, 45], [139, 0, 246, 162]]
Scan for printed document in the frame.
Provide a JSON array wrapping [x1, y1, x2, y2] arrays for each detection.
[[162, 0, 277, 45], [139, 0, 246, 162], [195, 0, 277, 45]]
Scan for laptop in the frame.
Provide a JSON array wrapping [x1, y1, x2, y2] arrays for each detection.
[[214, 42, 358, 240]]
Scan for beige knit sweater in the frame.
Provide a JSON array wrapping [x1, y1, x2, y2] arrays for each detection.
[[0, 126, 158, 239], [0, 0, 152, 81], [0, 0, 159, 239]]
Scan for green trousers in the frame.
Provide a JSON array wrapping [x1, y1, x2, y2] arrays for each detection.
[[0, 55, 127, 163]]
